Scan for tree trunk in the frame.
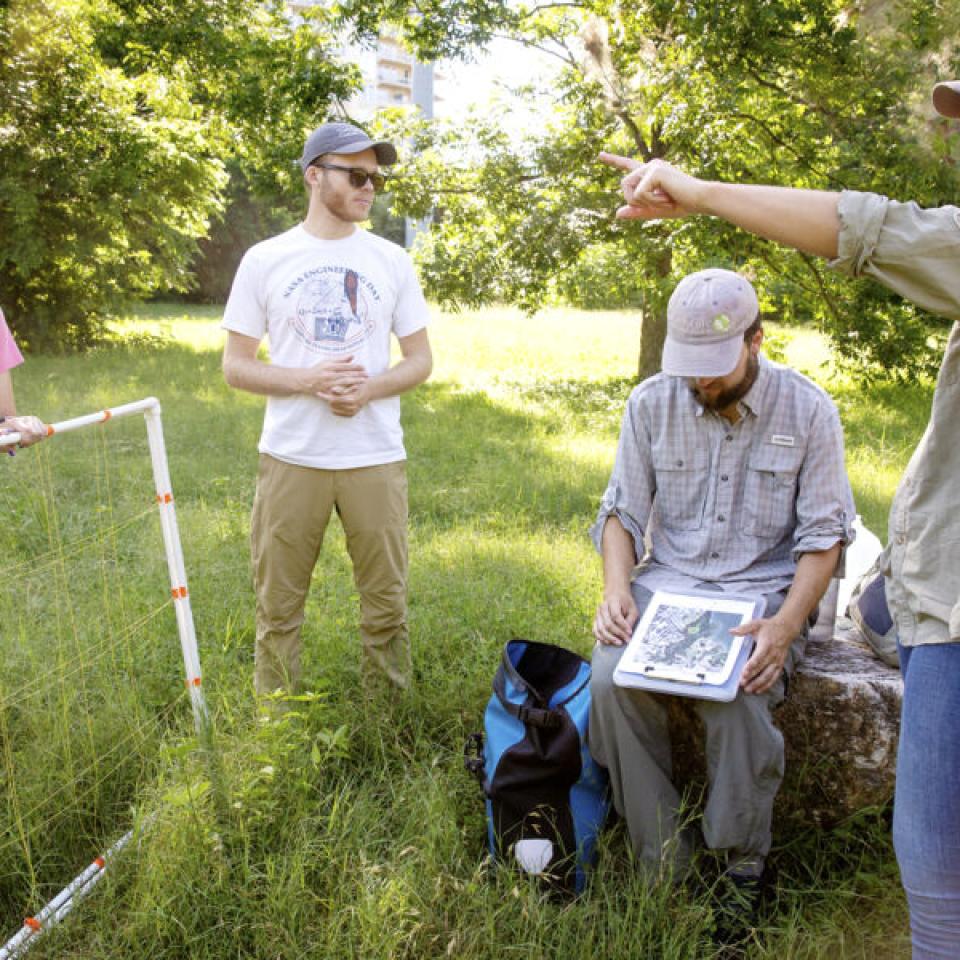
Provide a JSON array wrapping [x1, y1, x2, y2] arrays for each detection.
[[637, 302, 666, 381], [637, 250, 672, 381]]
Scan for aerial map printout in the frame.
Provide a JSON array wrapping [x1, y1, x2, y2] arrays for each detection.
[[613, 590, 761, 698]]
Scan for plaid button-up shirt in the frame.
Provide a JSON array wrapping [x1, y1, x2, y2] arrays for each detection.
[[591, 356, 854, 598]]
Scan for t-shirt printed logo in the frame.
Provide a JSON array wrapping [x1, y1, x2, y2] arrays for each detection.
[[285, 265, 381, 354]]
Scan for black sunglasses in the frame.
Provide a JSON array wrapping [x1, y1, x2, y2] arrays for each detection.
[[313, 162, 388, 192]]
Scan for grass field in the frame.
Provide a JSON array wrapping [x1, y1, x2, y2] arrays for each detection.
[[1, 303, 929, 958]]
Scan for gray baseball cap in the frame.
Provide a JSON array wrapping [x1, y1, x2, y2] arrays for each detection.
[[662, 269, 760, 377], [933, 81, 960, 119], [298, 122, 397, 172]]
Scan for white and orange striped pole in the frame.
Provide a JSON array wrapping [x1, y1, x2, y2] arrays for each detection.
[[0, 829, 133, 959], [142, 401, 208, 731], [0, 399, 208, 958], [1, 397, 160, 445], [1, 398, 208, 731]]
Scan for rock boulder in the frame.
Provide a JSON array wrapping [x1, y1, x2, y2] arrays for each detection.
[[665, 581, 903, 826]]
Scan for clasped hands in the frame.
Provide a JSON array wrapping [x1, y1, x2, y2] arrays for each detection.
[[301, 356, 371, 417], [594, 586, 796, 696]]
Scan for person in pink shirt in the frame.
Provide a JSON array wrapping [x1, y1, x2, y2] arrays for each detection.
[[0, 309, 45, 448]]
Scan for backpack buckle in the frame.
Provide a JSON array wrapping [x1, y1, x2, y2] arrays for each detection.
[[463, 732, 485, 781], [518, 704, 561, 729]]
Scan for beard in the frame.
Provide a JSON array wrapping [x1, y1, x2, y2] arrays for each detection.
[[690, 352, 759, 411], [316, 178, 372, 223]]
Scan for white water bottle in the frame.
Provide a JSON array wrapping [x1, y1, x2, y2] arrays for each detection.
[[835, 515, 883, 616]]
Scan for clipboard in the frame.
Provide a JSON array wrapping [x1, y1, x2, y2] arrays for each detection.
[[612, 589, 764, 702]]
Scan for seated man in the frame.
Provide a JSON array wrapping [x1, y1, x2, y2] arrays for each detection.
[[589, 268, 853, 921]]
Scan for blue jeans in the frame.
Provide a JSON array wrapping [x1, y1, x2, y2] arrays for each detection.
[[893, 641, 960, 958]]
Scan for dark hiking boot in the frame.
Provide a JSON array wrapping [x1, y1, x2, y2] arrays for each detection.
[[711, 870, 766, 949]]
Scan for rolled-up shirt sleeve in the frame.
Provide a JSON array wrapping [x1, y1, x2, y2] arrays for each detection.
[[830, 190, 960, 322], [589, 390, 655, 560], [792, 395, 855, 561]]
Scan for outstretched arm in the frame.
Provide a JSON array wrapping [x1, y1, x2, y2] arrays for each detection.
[[598, 154, 842, 260]]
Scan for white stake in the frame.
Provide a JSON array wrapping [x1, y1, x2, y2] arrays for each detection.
[[0, 397, 210, 956], [0, 829, 133, 959], [1, 397, 207, 729]]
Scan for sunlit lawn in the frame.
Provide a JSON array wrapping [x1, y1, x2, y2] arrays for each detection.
[[1, 302, 923, 958]]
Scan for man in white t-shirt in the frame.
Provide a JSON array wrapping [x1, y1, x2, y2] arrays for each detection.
[[222, 122, 433, 696]]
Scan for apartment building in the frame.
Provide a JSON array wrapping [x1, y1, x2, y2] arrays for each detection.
[[288, 3, 441, 119]]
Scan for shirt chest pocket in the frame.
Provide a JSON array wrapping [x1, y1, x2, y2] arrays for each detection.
[[742, 446, 804, 539], [652, 449, 710, 531]]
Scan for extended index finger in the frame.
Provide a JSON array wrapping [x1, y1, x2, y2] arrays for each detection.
[[597, 151, 642, 173]]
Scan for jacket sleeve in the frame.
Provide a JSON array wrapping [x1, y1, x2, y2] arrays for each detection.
[[829, 191, 960, 322]]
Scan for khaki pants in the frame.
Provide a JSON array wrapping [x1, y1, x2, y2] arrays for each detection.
[[250, 454, 410, 694]]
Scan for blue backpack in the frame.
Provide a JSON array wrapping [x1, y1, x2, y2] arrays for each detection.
[[464, 639, 610, 894]]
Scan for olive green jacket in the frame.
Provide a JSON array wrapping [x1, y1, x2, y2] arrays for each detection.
[[831, 190, 960, 645]]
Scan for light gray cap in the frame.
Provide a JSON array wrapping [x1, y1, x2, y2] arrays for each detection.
[[298, 122, 397, 172], [662, 269, 760, 377], [933, 81, 960, 119]]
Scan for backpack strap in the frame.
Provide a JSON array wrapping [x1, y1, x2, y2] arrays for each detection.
[[492, 669, 563, 728], [552, 668, 591, 710], [463, 732, 485, 782]]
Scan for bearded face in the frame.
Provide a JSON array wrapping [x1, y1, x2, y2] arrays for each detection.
[[688, 350, 759, 412]]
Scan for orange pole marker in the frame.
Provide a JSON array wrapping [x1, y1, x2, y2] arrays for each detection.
[[24, 918, 40, 932]]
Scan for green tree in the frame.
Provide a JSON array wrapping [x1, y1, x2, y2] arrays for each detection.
[[0, 0, 354, 349], [376, 0, 960, 379]]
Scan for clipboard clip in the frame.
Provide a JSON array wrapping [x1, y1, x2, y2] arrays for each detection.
[[641, 665, 706, 685]]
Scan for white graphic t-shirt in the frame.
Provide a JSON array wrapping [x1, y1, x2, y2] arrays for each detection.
[[222, 225, 430, 469]]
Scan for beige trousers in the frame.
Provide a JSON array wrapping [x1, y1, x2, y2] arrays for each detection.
[[250, 454, 410, 694]]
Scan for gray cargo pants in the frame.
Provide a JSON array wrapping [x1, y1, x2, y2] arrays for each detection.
[[588, 583, 808, 877]]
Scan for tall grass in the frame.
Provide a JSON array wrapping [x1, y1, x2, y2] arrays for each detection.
[[0, 416, 195, 928], [2, 304, 923, 958]]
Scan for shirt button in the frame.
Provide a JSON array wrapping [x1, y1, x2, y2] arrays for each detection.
[[676, 459, 684, 467], [711, 552, 719, 559], [721, 474, 729, 481], [725, 435, 733, 442], [718, 515, 726, 522]]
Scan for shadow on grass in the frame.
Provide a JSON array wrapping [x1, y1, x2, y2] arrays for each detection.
[[404, 381, 621, 534], [20, 342, 628, 523], [16, 338, 936, 712], [4, 337, 920, 958]]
